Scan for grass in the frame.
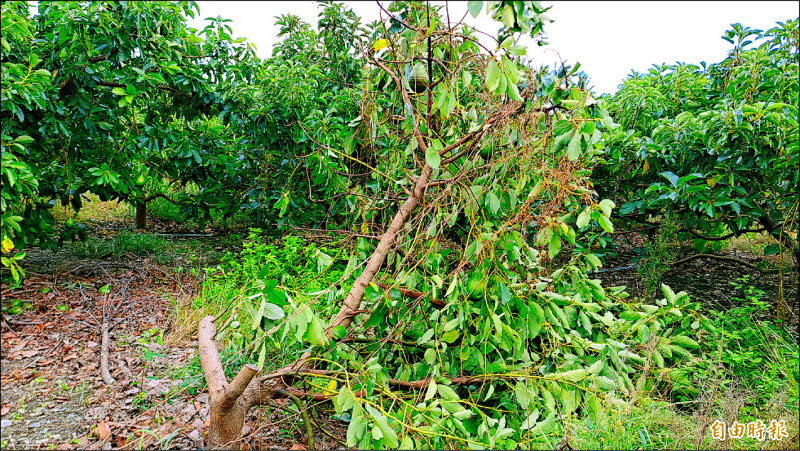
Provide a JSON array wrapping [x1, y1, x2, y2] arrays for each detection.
[[71, 231, 171, 261], [52, 189, 254, 233], [51, 193, 133, 224]]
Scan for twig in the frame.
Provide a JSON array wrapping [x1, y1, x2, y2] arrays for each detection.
[[276, 388, 315, 450]]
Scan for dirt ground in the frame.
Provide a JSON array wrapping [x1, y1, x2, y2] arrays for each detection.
[[0, 221, 326, 450], [588, 231, 799, 330]]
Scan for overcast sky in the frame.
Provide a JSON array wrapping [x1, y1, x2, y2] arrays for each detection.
[[186, 1, 797, 95]]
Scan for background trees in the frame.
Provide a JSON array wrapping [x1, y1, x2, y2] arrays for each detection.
[[594, 19, 799, 266], [1, 1, 263, 254]]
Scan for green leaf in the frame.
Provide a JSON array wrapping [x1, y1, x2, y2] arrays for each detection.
[[437, 383, 460, 401], [417, 328, 435, 345], [567, 132, 582, 160], [426, 144, 441, 169], [306, 315, 327, 346], [661, 171, 679, 187], [442, 329, 460, 343], [485, 60, 500, 91], [13, 135, 34, 144], [262, 303, 285, 320], [508, 44, 527, 56], [619, 202, 637, 215], [507, 81, 523, 102], [467, 0, 483, 18], [551, 368, 588, 382], [520, 410, 541, 430], [661, 284, 677, 303], [257, 342, 267, 370], [598, 199, 615, 217], [347, 403, 364, 446], [548, 233, 561, 259], [331, 325, 347, 340], [487, 192, 501, 214], [576, 209, 591, 229], [111, 87, 127, 96], [425, 379, 437, 401], [500, 4, 515, 28], [443, 318, 460, 332], [502, 56, 519, 84], [365, 405, 399, 448], [584, 253, 602, 269], [670, 335, 699, 348], [528, 304, 543, 338], [515, 381, 530, 409], [597, 215, 614, 233]]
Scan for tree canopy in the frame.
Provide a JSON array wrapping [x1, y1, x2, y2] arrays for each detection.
[[595, 19, 799, 264]]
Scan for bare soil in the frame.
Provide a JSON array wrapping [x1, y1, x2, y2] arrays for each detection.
[[0, 224, 319, 450]]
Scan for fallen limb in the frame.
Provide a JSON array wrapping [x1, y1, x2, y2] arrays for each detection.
[[100, 320, 116, 385], [374, 282, 446, 308], [670, 253, 782, 273]]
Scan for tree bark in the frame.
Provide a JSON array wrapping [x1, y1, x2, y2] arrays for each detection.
[[198, 317, 260, 449], [100, 321, 115, 385], [135, 201, 146, 230]]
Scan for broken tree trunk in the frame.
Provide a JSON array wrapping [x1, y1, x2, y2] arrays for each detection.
[[198, 317, 261, 449], [198, 164, 434, 449]]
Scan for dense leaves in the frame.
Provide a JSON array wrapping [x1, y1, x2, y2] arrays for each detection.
[[198, 2, 717, 449], [595, 20, 799, 263], [1, 0, 262, 255]]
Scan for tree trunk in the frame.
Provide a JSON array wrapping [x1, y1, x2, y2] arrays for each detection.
[[198, 164, 434, 448], [135, 201, 146, 230], [198, 317, 260, 449]]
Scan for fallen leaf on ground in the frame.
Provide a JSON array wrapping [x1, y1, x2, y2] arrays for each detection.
[[98, 421, 111, 440], [290, 444, 307, 450], [63, 353, 79, 361], [1, 406, 9, 416]]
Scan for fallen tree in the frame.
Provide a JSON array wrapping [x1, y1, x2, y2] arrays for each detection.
[[196, 2, 713, 449]]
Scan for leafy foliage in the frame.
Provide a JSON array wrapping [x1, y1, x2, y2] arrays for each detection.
[[595, 20, 799, 262], [1, 1, 262, 253], [193, 2, 715, 448]]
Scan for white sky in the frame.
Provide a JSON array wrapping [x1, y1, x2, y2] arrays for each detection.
[[186, 1, 798, 95]]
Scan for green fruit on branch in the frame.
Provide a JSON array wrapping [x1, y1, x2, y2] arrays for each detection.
[[65, 218, 75, 228], [135, 174, 146, 187]]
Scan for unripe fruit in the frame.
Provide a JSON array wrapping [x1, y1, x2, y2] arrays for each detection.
[[65, 218, 75, 228], [135, 174, 146, 187]]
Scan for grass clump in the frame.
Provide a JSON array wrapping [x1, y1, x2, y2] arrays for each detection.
[[71, 231, 169, 260]]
